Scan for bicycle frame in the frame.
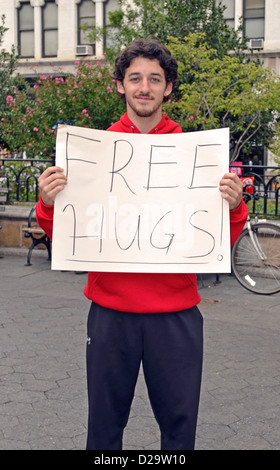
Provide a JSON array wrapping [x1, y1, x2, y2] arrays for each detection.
[[246, 216, 268, 262]]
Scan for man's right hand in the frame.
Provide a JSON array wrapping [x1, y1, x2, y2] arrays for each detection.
[[38, 166, 67, 206]]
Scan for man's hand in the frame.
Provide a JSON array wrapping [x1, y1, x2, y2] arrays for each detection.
[[219, 172, 243, 210], [38, 166, 67, 206]]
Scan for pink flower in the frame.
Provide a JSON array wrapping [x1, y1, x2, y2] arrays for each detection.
[[33, 85, 38, 89], [68, 90, 72, 95], [6, 95, 14, 104], [33, 127, 38, 132], [107, 86, 113, 93], [81, 109, 87, 114]]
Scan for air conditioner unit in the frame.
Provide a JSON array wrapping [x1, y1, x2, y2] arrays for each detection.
[[248, 38, 264, 49], [76, 45, 93, 56]]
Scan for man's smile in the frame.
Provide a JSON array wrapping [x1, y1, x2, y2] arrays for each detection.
[[136, 95, 153, 102]]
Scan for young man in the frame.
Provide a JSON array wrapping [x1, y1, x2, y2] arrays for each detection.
[[36, 38, 248, 450]]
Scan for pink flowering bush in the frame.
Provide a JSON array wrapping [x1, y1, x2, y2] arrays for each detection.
[[1, 58, 125, 156]]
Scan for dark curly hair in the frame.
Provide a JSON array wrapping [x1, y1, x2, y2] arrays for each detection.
[[113, 37, 178, 102]]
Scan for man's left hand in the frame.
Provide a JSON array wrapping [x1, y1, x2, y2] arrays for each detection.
[[219, 173, 243, 210]]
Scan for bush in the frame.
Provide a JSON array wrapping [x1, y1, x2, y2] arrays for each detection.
[[1, 58, 125, 156]]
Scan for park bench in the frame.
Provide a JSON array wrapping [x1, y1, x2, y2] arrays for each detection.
[[22, 206, 51, 266]]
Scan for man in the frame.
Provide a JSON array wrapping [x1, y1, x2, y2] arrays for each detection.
[[36, 38, 248, 450]]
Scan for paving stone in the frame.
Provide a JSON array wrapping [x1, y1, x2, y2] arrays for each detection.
[[0, 255, 280, 450]]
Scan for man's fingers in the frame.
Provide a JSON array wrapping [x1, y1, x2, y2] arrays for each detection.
[[219, 173, 243, 210], [38, 166, 67, 206]]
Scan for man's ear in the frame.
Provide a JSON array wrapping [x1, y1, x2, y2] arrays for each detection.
[[116, 80, 125, 95], [164, 81, 173, 98]]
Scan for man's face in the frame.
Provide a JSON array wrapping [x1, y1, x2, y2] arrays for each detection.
[[117, 57, 172, 119]]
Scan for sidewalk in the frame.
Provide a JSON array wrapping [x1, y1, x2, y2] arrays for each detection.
[[0, 253, 279, 450]]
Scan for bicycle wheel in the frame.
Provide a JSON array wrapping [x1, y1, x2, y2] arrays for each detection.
[[232, 222, 280, 295]]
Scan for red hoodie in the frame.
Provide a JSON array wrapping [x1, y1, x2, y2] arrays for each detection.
[[36, 113, 248, 313]]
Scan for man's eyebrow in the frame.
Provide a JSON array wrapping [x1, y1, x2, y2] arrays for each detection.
[[127, 72, 163, 78]]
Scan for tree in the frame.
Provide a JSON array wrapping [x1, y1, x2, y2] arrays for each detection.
[[165, 34, 280, 161], [88, 0, 247, 61], [0, 14, 19, 145], [269, 124, 280, 165], [85, 0, 280, 159]]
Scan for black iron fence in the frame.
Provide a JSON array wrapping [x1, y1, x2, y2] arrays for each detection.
[[0, 156, 54, 203], [0, 157, 279, 217], [230, 164, 280, 218]]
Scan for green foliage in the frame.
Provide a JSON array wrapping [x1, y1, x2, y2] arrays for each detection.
[[1, 59, 125, 156], [0, 14, 20, 144], [269, 123, 280, 164], [0, 15, 19, 108], [89, 0, 247, 61], [1, 1, 280, 166], [83, 0, 280, 160], [165, 34, 280, 161]]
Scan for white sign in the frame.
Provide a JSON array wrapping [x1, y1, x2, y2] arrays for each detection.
[[52, 125, 230, 273]]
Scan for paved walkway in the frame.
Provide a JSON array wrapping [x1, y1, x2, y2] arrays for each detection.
[[0, 252, 279, 450]]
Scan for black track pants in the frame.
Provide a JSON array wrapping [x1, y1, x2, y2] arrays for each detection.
[[86, 302, 203, 450]]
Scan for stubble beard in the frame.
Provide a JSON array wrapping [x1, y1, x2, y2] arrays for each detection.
[[126, 95, 163, 119]]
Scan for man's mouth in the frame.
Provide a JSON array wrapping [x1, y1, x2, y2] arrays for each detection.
[[136, 95, 153, 101]]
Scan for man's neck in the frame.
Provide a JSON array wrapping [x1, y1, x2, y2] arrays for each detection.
[[127, 109, 163, 134]]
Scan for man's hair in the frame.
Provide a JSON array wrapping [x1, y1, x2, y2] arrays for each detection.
[[113, 37, 178, 102]]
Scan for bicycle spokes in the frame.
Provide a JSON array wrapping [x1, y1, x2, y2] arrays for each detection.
[[232, 222, 280, 295]]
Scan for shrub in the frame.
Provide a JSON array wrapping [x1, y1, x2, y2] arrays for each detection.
[[1, 58, 125, 156]]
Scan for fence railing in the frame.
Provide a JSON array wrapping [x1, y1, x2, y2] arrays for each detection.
[[0, 156, 54, 203], [229, 164, 280, 217], [0, 157, 279, 216]]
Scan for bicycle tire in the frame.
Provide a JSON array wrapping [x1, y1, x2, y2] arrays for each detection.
[[232, 222, 280, 295]]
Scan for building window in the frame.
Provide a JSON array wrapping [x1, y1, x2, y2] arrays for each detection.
[[104, 0, 120, 49], [77, 0, 96, 52], [244, 0, 265, 39], [18, 2, 34, 58], [218, 0, 235, 29], [42, 0, 58, 57]]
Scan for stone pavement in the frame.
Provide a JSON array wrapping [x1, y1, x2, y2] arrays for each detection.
[[0, 252, 280, 450]]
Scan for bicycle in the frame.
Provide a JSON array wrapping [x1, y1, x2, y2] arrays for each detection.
[[231, 215, 280, 295]]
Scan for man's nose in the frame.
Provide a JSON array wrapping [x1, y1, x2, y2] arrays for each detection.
[[139, 78, 150, 93]]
